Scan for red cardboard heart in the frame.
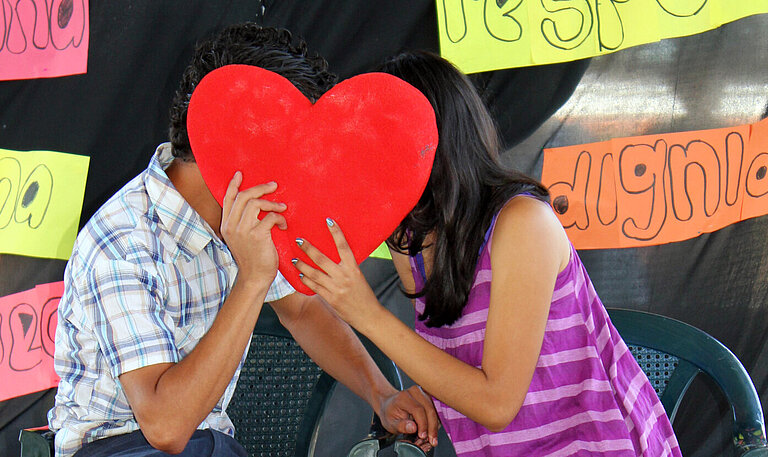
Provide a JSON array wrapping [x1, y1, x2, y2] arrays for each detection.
[[187, 65, 437, 295]]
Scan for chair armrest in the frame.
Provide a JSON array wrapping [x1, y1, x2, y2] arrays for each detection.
[[347, 413, 431, 457], [19, 428, 55, 457]]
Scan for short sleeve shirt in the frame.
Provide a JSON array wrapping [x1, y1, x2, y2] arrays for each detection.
[[48, 143, 294, 456]]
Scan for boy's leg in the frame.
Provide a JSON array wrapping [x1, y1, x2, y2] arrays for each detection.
[[74, 429, 246, 456]]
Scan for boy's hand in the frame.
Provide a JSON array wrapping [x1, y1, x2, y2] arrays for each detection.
[[378, 385, 439, 451], [220, 171, 287, 289]]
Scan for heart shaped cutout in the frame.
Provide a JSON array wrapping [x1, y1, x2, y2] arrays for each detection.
[[187, 65, 437, 294]]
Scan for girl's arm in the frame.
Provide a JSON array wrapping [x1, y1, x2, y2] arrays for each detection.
[[295, 197, 569, 432]]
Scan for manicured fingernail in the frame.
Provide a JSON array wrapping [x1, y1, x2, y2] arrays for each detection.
[[419, 432, 426, 438], [291, 258, 298, 265], [296, 238, 304, 246], [326, 217, 335, 227]]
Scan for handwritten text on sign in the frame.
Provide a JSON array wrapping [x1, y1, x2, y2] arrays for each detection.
[[0, 281, 63, 401], [0, 147, 90, 259], [541, 118, 768, 249], [0, 0, 90, 80], [436, 0, 768, 74]]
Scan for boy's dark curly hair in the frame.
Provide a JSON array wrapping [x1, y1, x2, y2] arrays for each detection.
[[168, 23, 337, 161]]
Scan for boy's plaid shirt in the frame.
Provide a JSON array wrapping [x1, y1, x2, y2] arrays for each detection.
[[48, 143, 293, 456]]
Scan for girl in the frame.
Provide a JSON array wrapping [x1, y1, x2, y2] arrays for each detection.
[[293, 51, 681, 456]]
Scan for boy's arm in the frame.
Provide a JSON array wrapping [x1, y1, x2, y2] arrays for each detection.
[[270, 293, 439, 448], [119, 279, 270, 453], [119, 177, 286, 453]]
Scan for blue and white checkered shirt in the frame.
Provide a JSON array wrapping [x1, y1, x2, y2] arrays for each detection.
[[48, 143, 294, 456]]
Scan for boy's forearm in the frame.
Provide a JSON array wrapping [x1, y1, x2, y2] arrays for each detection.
[[272, 295, 396, 412], [120, 279, 270, 452]]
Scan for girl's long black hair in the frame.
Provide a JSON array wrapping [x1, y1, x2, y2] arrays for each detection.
[[379, 51, 550, 328]]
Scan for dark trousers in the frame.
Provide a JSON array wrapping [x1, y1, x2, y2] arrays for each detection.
[[73, 429, 247, 457]]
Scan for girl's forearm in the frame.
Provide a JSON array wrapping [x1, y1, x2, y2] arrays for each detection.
[[354, 302, 526, 432]]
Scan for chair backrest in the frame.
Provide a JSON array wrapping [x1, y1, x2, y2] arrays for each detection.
[[607, 308, 768, 456], [227, 303, 404, 457]]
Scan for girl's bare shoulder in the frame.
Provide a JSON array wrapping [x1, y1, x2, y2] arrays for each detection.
[[493, 196, 570, 272]]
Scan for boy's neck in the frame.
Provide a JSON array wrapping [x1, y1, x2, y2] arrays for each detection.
[[165, 159, 223, 239]]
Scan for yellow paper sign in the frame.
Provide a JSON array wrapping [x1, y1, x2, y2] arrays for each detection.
[[437, 0, 768, 73], [369, 241, 393, 260], [0, 148, 90, 259], [716, 0, 767, 25]]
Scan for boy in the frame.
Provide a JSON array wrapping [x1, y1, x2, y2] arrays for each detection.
[[48, 23, 437, 456]]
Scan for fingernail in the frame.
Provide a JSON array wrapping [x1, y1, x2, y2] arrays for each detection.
[[420, 432, 426, 438], [326, 217, 335, 227], [295, 238, 304, 246], [291, 258, 298, 265], [432, 438, 438, 446], [299, 273, 304, 279]]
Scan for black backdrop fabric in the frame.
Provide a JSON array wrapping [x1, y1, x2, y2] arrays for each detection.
[[0, 1, 764, 456]]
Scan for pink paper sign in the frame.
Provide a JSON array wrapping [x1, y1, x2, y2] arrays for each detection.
[[0, 0, 89, 81], [0, 281, 63, 401]]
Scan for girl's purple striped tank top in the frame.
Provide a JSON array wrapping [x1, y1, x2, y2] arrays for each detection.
[[410, 199, 681, 456]]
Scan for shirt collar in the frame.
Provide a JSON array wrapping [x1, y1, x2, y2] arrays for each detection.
[[144, 143, 220, 259]]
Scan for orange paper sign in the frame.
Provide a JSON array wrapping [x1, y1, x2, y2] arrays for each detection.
[[0, 281, 62, 401], [0, 0, 89, 80], [542, 118, 768, 249]]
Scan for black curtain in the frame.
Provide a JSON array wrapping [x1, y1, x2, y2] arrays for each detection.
[[3, 2, 759, 456]]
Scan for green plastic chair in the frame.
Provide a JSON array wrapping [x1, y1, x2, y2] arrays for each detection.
[[607, 308, 768, 456], [19, 303, 419, 457]]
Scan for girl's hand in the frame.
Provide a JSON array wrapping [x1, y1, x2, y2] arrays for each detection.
[[293, 218, 380, 327]]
